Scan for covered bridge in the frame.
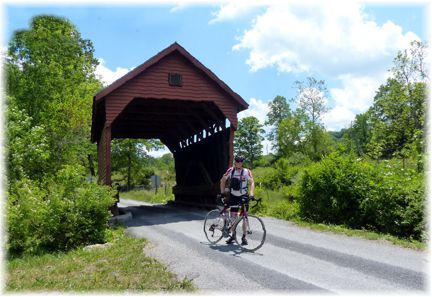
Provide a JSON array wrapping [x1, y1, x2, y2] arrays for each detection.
[[91, 42, 248, 211]]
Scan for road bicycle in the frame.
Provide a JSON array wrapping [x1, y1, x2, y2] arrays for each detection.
[[203, 194, 266, 252]]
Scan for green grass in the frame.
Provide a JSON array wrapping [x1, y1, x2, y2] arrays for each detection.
[[251, 188, 426, 250], [120, 188, 174, 204], [6, 227, 196, 293], [291, 219, 426, 250]]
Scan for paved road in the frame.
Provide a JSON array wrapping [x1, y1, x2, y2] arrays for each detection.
[[119, 198, 428, 294]]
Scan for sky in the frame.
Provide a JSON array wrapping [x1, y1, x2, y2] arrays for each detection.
[[1, 0, 430, 156]]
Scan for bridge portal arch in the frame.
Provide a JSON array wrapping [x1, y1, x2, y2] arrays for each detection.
[[91, 42, 248, 212]]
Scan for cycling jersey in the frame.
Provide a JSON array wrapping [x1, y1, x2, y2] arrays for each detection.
[[223, 167, 253, 196]]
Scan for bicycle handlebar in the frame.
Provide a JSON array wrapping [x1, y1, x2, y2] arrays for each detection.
[[217, 194, 262, 209]]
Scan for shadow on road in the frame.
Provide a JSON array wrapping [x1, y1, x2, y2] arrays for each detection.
[[119, 202, 206, 228]]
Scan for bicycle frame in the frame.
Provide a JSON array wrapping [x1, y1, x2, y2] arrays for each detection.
[[219, 196, 252, 231]]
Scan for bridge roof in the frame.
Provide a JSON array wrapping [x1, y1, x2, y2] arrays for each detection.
[[91, 42, 248, 145]]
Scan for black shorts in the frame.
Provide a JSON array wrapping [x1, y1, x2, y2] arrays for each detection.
[[228, 194, 249, 212]]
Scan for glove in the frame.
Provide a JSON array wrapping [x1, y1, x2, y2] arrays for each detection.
[[217, 193, 226, 199]]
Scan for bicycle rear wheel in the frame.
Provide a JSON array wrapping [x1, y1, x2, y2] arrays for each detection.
[[234, 215, 266, 252], [203, 209, 226, 244]]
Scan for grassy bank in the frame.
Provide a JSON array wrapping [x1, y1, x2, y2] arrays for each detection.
[[120, 188, 174, 204], [251, 189, 426, 250], [6, 227, 195, 293]]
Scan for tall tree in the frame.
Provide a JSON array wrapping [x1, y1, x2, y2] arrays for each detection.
[[6, 15, 102, 175], [367, 41, 428, 159], [349, 112, 372, 156], [277, 109, 307, 156], [234, 116, 265, 168], [294, 77, 328, 126], [265, 95, 291, 148], [293, 77, 329, 158]]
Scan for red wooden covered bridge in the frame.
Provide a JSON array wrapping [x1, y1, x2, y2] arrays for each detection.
[[91, 42, 248, 212]]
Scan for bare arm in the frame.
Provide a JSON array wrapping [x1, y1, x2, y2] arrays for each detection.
[[249, 177, 255, 196], [220, 174, 228, 194]]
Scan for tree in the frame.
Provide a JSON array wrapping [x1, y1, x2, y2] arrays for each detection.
[[265, 95, 291, 148], [234, 116, 265, 168], [294, 77, 328, 126], [6, 15, 102, 176], [367, 41, 428, 160], [111, 139, 164, 190], [293, 77, 329, 158], [6, 96, 50, 185], [349, 112, 372, 156], [277, 110, 307, 156]]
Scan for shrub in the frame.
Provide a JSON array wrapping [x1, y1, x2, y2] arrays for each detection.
[[360, 162, 425, 240], [253, 167, 280, 189], [7, 164, 115, 256], [298, 153, 426, 240], [272, 200, 300, 221], [299, 153, 372, 227]]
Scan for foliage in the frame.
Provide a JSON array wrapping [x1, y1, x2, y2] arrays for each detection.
[[6, 228, 195, 292], [7, 165, 115, 257], [6, 15, 102, 175], [360, 161, 426, 240], [111, 139, 163, 189], [120, 188, 174, 204], [298, 153, 425, 240], [234, 116, 265, 168], [277, 110, 307, 156], [253, 154, 277, 168], [294, 77, 328, 125], [265, 95, 292, 147], [341, 41, 427, 161], [6, 96, 50, 184]]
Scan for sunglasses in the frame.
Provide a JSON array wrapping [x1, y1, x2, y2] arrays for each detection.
[[235, 160, 243, 163]]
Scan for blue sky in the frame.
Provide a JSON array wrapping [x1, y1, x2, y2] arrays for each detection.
[[2, 0, 430, 154]]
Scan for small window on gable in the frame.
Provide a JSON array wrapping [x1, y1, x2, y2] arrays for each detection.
[[168, 73, 183, 86]]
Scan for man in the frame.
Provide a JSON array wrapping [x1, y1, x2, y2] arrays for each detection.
[[219, 155, 255, 245]]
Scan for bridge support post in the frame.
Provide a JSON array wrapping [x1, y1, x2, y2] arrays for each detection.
[[97, 124, 118, 216]]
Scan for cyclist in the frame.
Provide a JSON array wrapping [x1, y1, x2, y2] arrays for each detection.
[[219, 155, 255, 245]]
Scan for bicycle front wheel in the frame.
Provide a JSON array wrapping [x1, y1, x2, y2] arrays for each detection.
[[203, 209, 225, 244], [234, 215, 266, 252]]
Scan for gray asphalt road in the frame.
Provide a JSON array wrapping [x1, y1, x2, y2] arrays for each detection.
[[119, 198, 428, 294]]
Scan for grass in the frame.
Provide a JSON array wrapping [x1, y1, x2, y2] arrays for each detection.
[[250, 188, 427, 250], [120, 188, 174, 204], [291, 219, 426, 250], [6, 227, 196, 293]]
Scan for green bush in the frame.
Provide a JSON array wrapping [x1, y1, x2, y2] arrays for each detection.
[[361, 162, 425, 240], [299, 153, 372, 227], [298, 153, 426, 240], [7, 165, 115, 256], [272, 200, 300, 221], [253, 167, 280, 189]]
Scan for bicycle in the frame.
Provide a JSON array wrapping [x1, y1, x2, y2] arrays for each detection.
[[203, 194, 266, 252]]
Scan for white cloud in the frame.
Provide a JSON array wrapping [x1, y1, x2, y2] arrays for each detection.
[[232, 0, 419, 76], [238, 97, 269, 125], [237, 97, 276, 154], [0, 46, 7, 61], [224, 0, 422, 130], [323, 72, 387, 130], [209, 1, 264, 24], [95, 58, 133, 86]]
